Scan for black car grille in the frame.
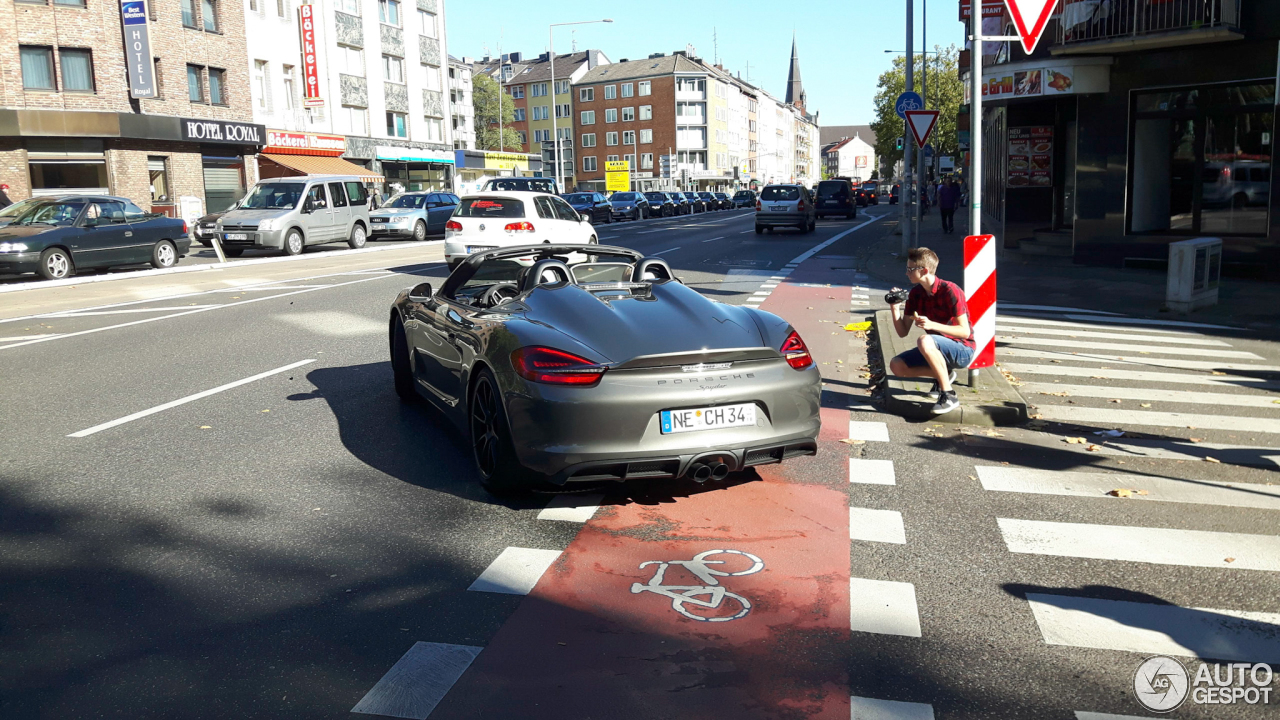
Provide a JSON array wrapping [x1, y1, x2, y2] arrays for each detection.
[[221, 225, 259, 232]]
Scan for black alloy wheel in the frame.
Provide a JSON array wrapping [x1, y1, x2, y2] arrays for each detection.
[[469, 368, 524, 494], [391, 315, 416, 401]]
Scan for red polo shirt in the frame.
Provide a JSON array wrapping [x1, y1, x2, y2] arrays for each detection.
[[904, 277, 974, 348]]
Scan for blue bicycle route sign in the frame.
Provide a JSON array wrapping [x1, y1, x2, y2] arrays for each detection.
[[895, 91, 924, 119]]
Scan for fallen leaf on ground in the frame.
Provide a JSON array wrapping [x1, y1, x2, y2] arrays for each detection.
[[1090, 376, 1106, 379], [839, 438, 866, 445], [1141, 403, 1152, 408], [1108, 399, 1122, 403], [199, 425, 212, 429], [1225, 558, 1235, 563], [1204, 456, 1221, 463], [1107, 489, 1149, 498], [261, 409, 270, 413], [1211, 371, 1227, 375], [983, 430, 1004, 437], [968, 475, 977, 481], [1050, 360, 1061, 363], [1189, 437, 1203, 443], [1040, 391, 1071, 397], [1064, 437, 1087, 444], [1029, 413, 1043, 419], [1086, 444, 1103, 452]]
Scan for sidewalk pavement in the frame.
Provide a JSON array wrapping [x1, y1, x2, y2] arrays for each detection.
[[864, 210, 1280, 336]]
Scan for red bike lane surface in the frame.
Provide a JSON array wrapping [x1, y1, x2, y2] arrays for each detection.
[[432, 277, 861, 720]]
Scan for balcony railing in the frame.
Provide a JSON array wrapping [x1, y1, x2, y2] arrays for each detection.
[[1056, 0, 1241, 46]]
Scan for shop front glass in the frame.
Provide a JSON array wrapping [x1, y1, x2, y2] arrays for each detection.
[[202, 155, 247, 214], [29, 161, 109, 196]]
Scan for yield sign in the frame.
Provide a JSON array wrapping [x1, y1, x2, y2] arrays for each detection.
[[904, 109, 940, 149], [1003, 0, 1061, 55]]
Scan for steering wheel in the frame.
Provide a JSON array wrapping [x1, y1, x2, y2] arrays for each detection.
[[479, 282, 521, 308]]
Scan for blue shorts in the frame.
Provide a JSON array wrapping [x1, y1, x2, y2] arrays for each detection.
[[895, 335, 975, 370]]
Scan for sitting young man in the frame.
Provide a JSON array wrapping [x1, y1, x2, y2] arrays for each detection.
[[887, 247, 974, 414]]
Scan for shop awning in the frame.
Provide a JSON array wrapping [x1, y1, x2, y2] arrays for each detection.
[[259, 153, 383, 181]]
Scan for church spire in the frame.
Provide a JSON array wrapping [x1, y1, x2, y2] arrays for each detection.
[[785, 33, 805, 112]]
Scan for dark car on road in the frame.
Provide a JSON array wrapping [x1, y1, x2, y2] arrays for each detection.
[[681, 192, 707, 213], [192, 211, 225, 246], [732, 190, 757, 208], [389, 244, 821, 492], [563, 193, 613, 224], [889, 184, 901, 205], [607, 192, 650, 221], [0, 195, 190, 280], [713, 192, 732, 210], [643, 191, 675, 217], [814, 179, 857, 219], [0, 198, 43, 229], [696, 192, 721, 211], [482, 177, 559, 194], [668, 192, 692, 215], [860, 182, 879, 205]]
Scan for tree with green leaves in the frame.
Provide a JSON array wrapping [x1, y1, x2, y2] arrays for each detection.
[[472, 72, 524, 151], [870, 44, 963, 179]]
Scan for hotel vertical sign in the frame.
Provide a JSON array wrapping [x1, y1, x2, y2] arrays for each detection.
[[120, 0, 156, 98], [299, 3, 324, 107]]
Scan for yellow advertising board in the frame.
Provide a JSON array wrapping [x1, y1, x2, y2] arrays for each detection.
[[605, 160, 630, 193], [482, 152, 531, 171]]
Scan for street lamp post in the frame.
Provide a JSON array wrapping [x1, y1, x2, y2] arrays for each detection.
[[549, 19, 612, 193]]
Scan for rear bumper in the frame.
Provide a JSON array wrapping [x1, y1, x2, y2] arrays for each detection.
[[755, 212, 807, 226]]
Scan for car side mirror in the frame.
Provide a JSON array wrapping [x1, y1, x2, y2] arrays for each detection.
[[301, 200, 313, 214], [83, 217, 99, 227], [408, 282, 434, 301]]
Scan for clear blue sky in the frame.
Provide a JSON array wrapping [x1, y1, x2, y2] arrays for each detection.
[[445, 0, 965, 126]]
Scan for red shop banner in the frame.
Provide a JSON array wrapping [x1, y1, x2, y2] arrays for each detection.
[[264, 130, 346, 156], [298, 4, 323, 107]]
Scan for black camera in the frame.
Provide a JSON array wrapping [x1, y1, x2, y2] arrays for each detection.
[[884, 288, 908, 305]]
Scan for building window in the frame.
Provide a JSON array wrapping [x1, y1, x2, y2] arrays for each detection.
[[378, 0, 400, 26], [425, 117, 443, 142], [555, 80, 569, 95], [622, 130, 635, 145], [386, 111, 407, 137], [604, 85, 616, 100], [19, 46, 55, 91], [607, 154, 618, 162], [337, 0, 359, 14], [276, 0, 285, 17], [54, 0, 87, 6], [208, 68, 226, 104], [513, 107, 526, 122], [181, 0, 197, 27], [622, 107, 634, 122], [153, 58, 165, 98], [579, 87, 593, 102], [253, 60, 269, 110], [624, 153, 635, 167], [580, 110, 595, 125], [531, 82, 548, 97], [606, 132, 618, 146], [640, 129, 653, 144], [583, 156, 597, 172], [516, 130, 526, 145], [639, 105, 652, 121], [641, 153, 653, 170], [531, 105, 547, 121], [59, 49, 94, 92], [621, 83, 633, 98], [581, 133, 595, 148], [558, 127, 570, 140], [423, 64, 441, 91], [282, 65, 296, 109], [383, 55, 404, 83], [202, 0, 218, 31], [338, 45, 363, 75], [417, 9, 435, 37], [555, 103, 570, 119], [187, 64, 204, 102], [510, 84, 524, 99], [605, 108, 617, 123], [148, 157, 170, 203], [341, 105, 367, 135], [638, 80, 651, 96]]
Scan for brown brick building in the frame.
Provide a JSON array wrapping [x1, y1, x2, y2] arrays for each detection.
[[0, 0, 263, 220]]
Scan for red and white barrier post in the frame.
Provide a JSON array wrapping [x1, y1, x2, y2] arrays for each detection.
[[964, 234, 997, 378]]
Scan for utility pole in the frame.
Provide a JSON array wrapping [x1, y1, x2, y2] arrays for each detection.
[[917, 0, 927, 235], [497, 32, 504, 153], [901, 0, 914, 253]]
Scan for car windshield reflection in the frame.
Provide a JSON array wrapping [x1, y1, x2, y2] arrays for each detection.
[[239, 183, 304, 210]]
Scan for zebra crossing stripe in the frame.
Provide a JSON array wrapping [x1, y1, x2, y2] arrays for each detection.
[[538, 494, 604, 523], [849, 578, 922, 637], [1005, 312, 1241, 331], [849, 458, 897, 485], [467, 547, 562, 595], [1000, 363, 1280, 388], [1081, 438, 1280, 469], [998, 518, 1280, 571], [998, 347, 1280, 372], [1000, 304, 1122, 315], [1034, 405, 1280, 434], [998, 314, 1205, 334], [1025, 593, 1280, 663], [976, 466, 1280, 510], [851, 696, 936, 719], [1019, 382, 1280, 409], [996, 324, 1231, 346], [351, 641, 482, 718], [849, 507, 907, 544], [998, 335, 1263, 359], [848, 420, 890, 442]]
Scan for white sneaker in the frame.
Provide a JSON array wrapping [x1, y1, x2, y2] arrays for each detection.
[[931, 391, 960, 415], [925, 369, 959, 400]]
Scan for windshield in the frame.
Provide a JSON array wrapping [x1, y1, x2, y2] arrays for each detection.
[[734, 191, 752, 198], [644, 193, 667, 202], [565, 194, 595, 204], [239, 183, 304, 210], [817, 182, 848, 198], [388, 195, 428, 209], [454, 197, 525, 218], [571, 263, 633, 283], [0, 198, 41, 219], [484, 178, 556, 193], [612, 193, 638, 201], [761, 186, 800, 201], [10, 201, 86, 226]]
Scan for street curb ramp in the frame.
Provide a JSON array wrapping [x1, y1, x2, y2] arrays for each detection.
[[872, 309, 1029, 426]]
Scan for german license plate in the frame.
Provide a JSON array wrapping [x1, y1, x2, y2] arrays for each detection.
[[660, 403, 756, 435], [224, 233, 247, 240], [770, 205, 788, 212], [467, 245, 497, 253]]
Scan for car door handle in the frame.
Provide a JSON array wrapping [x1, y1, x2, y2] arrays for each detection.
[[124, 231, 133, 237]]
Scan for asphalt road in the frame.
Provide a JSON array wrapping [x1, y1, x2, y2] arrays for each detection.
[[1, 205, 1277, 719]]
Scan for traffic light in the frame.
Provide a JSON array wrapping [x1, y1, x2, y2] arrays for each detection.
[[896, 137, 904, 151], [659, 154, 672, 179]]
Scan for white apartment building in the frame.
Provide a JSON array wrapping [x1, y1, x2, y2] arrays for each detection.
[[447, 56, 474, 150], [244, 0, 456, 194]]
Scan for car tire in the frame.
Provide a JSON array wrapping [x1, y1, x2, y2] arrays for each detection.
[[223, 248, 244, 258], [348, 223, 367, 249], [807, 219, 816, 233], [469, 367, 527, 495], [195, 236, 212, 247], [391, 314, 416, 401], [150, 240, 177, 269], [755, 225, 763, 234], [283, 229, 304, 256], [37, 247, 74, 280], [412, 220, 427, 242], [605, 213, 613, 224]]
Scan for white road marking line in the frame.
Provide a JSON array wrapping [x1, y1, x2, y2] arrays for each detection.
[[0, 333, 57, 342], [211, 285, 333, 292], [537, 494, 604, 523], [68, 359, 316, 438], [752, 291, 771, 297], [997, 324, 1231, 346], [341, 269, 395, 275], [997, 314, 1207, 335], [738, 229, 754, 234], [275, 311, 385, 337], [637, 229, 666, 234], [998, 335, 1262, 359], [998, 347, 1280, 372], [1000, 303, 1123, 315], [850, 507, 906, 544], [999, 363, 1280, 388], [1077, 438, 1280, 469], [1008, 312, 1243, 331], [852, 294, 869, 299], [467, 547, 561, 595], [998, 518, 1280, 571], [760, 283, 778, 288], [38, 305, 221, 317], [701, 236, 725, 243], [1020, 382, 1280, 409], [769, 276, 787, 280], [1026, 593, 1280, 663], [653, 246, 681, 255], [599, 235, 619, 239], [851, 697, 936, 720], [1035, 405, 1280, 434], [850, 578, 922, 637], [849, 421, 890, 442], [976, 466, 1280, 510], [852, 301, 870, 306], [350, 641, 482, 718]]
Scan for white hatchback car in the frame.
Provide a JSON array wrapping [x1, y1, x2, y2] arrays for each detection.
[[444, 191, 597, 269]]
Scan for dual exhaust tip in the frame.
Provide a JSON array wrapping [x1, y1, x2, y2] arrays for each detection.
[[688, 461, 731, 483]]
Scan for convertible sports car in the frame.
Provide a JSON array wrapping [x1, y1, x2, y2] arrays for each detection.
[[389, 245, 821, 493]]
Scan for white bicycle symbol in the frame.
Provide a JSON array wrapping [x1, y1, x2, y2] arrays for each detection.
[[629, 549, 765, 622]]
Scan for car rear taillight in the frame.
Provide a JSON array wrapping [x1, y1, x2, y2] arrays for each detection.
[[755, 200, 762, 211], [511, 346, 607, 386], [445, 220, 462, 232], [182, 221, 189, 235], [796, 199, 805, 211], [504, 221, 535, 232], [780, 330, 813, 370]]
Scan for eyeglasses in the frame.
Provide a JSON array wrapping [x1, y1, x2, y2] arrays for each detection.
[[907, 265, 928, 272]]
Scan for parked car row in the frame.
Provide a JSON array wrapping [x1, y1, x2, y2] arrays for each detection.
[[560, 190, 741, 223]]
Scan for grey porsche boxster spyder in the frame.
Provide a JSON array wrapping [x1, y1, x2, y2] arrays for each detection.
[[389, 245, 821, 493]]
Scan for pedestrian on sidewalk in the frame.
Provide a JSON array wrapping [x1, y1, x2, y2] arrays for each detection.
[[0, 184, 12, 209], [886, 247, 975, 415], [937, 177, 959, 234]]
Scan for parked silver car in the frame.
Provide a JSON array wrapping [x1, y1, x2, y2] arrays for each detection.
[[370, 191, 459, 241], [215, 175, 372, 257], [755, 184, 816, 234]]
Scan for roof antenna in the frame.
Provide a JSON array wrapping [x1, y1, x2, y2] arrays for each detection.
[[713, 27, 718, 65], [571, 29, 577, 52]]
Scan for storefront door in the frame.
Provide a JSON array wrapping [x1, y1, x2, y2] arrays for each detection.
[[202, 156, 247, 214]]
